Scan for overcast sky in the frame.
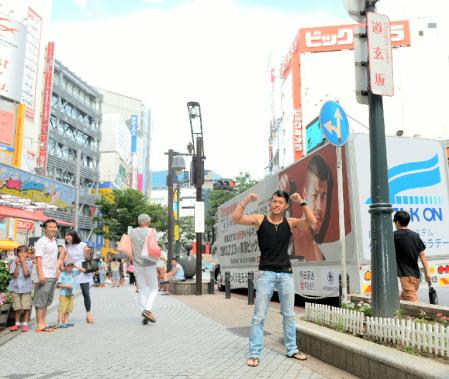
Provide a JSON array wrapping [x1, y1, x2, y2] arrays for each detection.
[[50, 0, 446, 180]]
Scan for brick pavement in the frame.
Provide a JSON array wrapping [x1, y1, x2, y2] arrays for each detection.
[[0, 286, 328, 379], [177, 292, 358, 379]]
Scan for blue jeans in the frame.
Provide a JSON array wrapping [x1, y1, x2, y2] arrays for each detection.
[[249, 271, 298, 359]]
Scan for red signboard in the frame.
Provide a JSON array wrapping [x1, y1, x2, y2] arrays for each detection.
[[38, 42, 55, 172], [16, 219, 35, 231]]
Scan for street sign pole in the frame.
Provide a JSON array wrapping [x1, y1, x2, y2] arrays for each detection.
[[345, 0, 400, 317], [336, 145, 347, 303], [320, 101, 349, 305]]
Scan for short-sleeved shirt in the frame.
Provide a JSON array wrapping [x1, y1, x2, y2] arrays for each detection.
[[58, 270, 81, 296], [130, 227, 159, 267], [65, 242, 93, 285], [394, 229, 426, 278], [173, 263, 185, 281], [8, 259, 33, 293], [34, 235, 58, 278]]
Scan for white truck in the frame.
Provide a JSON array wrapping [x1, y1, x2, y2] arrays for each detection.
[[215, 133, 449, 298]]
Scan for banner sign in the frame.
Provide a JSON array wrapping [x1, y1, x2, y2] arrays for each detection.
[[0, 11, 27, 102], [0, 162, 75, 208], [21, 8, 43, 119], [130, 115, 138, 153], [16, 219, 34, 231], [38, 42, 55, 171]]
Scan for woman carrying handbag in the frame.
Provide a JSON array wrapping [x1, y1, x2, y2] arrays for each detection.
[[58, 229, 96, 324], [125, 214, 160, 325]]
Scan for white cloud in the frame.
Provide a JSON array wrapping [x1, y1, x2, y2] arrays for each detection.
[[50, 0, 347, 180], [73, 0, 88, 10]]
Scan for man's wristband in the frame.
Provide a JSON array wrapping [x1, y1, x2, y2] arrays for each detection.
[[300, 201, 308, 207]]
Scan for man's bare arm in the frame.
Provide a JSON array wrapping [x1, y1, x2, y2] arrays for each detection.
[[288, 193, 316, 229], [231, 193, 262, 226], [419, 251, 431, 282]]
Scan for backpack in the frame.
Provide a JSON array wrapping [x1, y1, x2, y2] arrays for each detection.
[[141, 228, 161, 263]]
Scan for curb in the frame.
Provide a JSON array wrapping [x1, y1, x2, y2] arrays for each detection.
[[297, 319, 449, 379]]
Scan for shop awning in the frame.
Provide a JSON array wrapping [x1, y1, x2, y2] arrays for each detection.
[[0, 206, 73, 227], [0, 240, 19, 250]]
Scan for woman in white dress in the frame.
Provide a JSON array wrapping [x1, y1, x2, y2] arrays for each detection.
[[58, 230, 95, 323]]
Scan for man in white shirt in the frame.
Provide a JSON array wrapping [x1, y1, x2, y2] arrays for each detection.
[[33, 219, 59, 331]]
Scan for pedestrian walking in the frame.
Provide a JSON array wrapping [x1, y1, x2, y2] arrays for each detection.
[[393, 210, 432, 302], [98, 258, 107, 287], [129, 214, 159, 325], [33, 219, 60, 332], [110, 258, 121, 287], [58, 230, 95, 324], [8, 245, 33, 333], [128, 262, 136, 286], [57, 261, 85, 328], [156, 250, 167, 291], [231, 191, 316, 367]]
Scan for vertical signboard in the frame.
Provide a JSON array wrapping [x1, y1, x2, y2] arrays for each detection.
[[130, 115, 138, 153], [21, 8, 43, 119], [0, 110, 15, 152], [0, 11, 27, 101], [38, 42, 55, 172], [367, 12, 394, 96], [12, 103, 25, 168]]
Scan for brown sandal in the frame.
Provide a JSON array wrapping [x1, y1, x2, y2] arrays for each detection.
[[247, 358, 259, 367], [288, 352, 307, 361]]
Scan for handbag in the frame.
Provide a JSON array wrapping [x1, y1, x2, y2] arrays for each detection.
[[117, 234, 133, 256], [141, 228, 161, 263], [82, 258, 98, 273], [428, 281, 438, 305]]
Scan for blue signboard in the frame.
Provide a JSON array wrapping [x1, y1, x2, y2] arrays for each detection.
[[95, 234, 103, 249], [130, 115, 138, 153], [319, 101, 349, 146], [306, 117, 325, 153]]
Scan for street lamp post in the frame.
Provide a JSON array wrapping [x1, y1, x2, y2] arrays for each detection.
[[187, 101, 205, 296], [166, 151, 186, 270]]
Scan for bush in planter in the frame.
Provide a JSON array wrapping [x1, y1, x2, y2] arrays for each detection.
[[0, 292, 13, 306], [0, 261, 11, 293]]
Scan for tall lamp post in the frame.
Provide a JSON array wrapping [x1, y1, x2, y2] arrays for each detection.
[[166, 151, 186, 270], [187, 101, 205, 296]]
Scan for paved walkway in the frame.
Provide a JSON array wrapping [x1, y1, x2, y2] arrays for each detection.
[[0, 286, 326, 379]]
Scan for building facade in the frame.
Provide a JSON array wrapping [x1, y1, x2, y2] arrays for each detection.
[[269, 13, 449, 172], [45, 60, 102, 241], [99, 89, 152, 197]]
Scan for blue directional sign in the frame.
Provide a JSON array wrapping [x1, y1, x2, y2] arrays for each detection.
[[319, 101, 349, 146]]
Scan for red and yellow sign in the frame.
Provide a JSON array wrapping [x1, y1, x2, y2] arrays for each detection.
[[16, 219, 35, 231]]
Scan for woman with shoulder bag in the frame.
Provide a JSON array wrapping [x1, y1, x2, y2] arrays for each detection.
[[58, 229, 95, 324], [129, 214, 159, 325]]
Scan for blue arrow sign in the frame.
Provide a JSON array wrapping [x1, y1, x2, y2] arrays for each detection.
[[319, 101, 350, 146]]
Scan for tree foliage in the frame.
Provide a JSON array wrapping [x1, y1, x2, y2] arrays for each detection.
[[95, 189, 168, 241], [205, 171, 259, 242]]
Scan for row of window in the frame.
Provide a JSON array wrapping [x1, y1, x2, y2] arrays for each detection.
[[47, 138, 96, 169], [46, 165, 96, 194], [51, 94, 99, 131], [53, 70, 101, 112], [50, 115, 97, 151]]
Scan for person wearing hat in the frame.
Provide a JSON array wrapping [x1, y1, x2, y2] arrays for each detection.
[[56, 260, 85, 328]]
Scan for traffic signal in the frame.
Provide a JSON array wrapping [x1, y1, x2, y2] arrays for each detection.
[[213, 179, 236, 190]]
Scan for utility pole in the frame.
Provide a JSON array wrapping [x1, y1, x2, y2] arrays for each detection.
[[167, 149, 175, 271], [194, 136, 204, 296]]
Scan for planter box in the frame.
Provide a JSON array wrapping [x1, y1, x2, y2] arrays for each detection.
[[169, 280, 211, 295], [297, 319, 449, 379], [0, 304, 11, 330]]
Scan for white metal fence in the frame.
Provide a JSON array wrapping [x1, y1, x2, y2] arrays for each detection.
[[304, 303, 449, 357]]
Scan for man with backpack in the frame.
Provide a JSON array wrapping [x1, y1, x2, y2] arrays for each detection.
[[129, 214, 159, 325]]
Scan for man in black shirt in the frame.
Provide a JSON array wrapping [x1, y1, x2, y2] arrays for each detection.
[[231, 190, 315, 367], [393, 210, 431, 302]]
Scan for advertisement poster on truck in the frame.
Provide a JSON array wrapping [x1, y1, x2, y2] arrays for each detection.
[[352, 134, 449, 260], [278, 143, 352, 262]]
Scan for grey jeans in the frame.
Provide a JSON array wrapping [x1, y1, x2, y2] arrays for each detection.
[[33, 278, 57, 308]]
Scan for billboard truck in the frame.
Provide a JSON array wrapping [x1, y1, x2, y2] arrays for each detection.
[[215, 133, 449, 298]]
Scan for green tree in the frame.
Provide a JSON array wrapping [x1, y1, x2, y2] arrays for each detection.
[[179, 216, 195, 246], [205, 172, 259, 243], [95, 189, 168, 241]]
